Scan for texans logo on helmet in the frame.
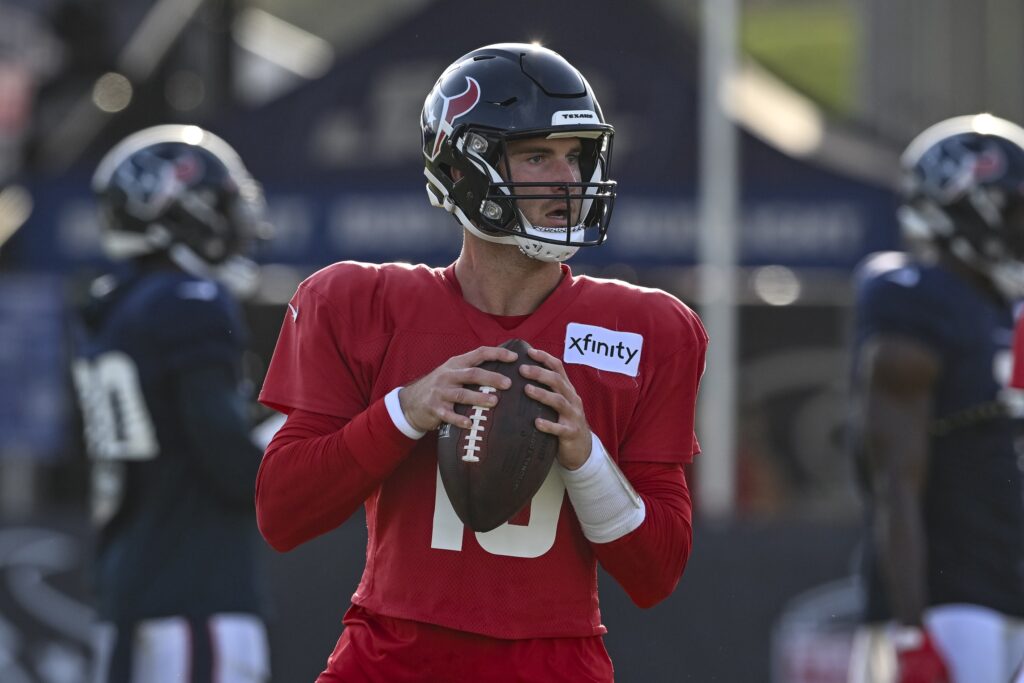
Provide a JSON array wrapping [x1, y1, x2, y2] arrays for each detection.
[[429, 76, 481, 160], [972, 144, 1007, 182], [173, 152, 204, 185]]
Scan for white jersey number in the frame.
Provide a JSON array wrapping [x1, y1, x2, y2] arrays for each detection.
[[72, 351, 159, 462], [430, 466, 565, 558], [72, 351, 158, 526]]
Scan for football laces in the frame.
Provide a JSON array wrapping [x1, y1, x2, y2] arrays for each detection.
[[462, 386, 496, 462]]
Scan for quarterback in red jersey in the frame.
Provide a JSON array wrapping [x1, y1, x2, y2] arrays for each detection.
[[257, 42, 707, 682]]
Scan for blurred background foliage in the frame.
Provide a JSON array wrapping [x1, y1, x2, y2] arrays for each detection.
[[741, 0, 857, 115]]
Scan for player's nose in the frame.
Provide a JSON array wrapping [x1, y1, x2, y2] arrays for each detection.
[[547, 159, 580, 193]]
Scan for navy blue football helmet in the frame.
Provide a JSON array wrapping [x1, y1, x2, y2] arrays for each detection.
[[899, 114, 1024, 298], [421, 43, 616, 262], [93, 125, 269, 293]]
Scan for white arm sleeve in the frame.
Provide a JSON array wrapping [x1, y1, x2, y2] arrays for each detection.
[[558, 432, 646, 543], [384, 387, 427, 440]]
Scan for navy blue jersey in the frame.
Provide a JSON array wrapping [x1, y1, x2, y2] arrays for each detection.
[[851, 252, 1024, 620], [72, 267, 267, 623]]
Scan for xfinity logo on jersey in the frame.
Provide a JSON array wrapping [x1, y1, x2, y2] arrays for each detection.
[[552, 110, 599, 126], [563, 323, 643, 377]]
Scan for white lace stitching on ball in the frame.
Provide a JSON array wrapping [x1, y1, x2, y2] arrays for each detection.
[[462, 386, 496, 462]]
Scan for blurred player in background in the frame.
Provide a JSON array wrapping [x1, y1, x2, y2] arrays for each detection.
[[847, 114, 1024, 683], [71, 125, 272, 683], [255, 42, 707, 681]]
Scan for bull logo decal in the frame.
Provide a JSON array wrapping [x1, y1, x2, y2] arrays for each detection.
[[429, 77, 481, 160], [971, 144, 1006, 182]]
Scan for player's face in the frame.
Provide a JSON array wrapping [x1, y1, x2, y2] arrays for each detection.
[[500, 136, 583, 229]]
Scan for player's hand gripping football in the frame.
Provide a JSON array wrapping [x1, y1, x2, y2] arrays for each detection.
[[518, 347, 593, 470], [399, 346, 517, 433]]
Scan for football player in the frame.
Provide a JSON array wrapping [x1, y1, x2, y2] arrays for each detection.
[[256, 43, 707, 681], [847, 114, 1024, 683], [72, 125, 272, 683]]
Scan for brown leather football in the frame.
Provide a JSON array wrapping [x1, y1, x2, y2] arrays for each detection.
[[436, 338, 560, 532]]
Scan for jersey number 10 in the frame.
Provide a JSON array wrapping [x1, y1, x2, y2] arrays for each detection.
[[430, 466, 565, 558]]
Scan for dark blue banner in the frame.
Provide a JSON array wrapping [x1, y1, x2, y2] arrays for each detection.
[[14, 176, 897, 272]]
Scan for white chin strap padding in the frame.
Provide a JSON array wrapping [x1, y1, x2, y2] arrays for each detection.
[[514, 223, 584, 262], [989, 260, 1024, 299], [515, 238, 578, 263], [168, 244, 260, 298]]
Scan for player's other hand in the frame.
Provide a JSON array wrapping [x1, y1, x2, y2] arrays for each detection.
[[894, 628, 951, 683], [399, 346, 517, 433], [519, 347, 592, 470]]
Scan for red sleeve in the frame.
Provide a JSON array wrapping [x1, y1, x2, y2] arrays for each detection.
[[591, 461, 692, 608], [1013, 313, 1024, 389], [619, 304, 708, 464], [255, 399, 418, 552], [259, 267, 375, 419]]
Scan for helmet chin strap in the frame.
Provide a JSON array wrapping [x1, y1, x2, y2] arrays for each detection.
[[514, 237, 578, 262], [900, 202, 1024, 298], [456, 212, 581, 262], [948, 236, 1024, 299], [168, 244, 260, 298], [511, 217, 583, 262], [990, 260, 1024, 299]]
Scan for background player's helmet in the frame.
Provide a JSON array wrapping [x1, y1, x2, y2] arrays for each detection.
[[421, 43, 616, 262], [899, 113, 1024, 298], [92, 124, 269, 293]]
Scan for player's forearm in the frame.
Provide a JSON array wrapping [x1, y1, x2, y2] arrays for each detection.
[[875, 487, 929, 625], [865, 387, 933, 626], [255, 399, 417, 551], [590, 462, 693, 608]]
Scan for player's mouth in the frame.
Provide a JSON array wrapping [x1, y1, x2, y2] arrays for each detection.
[[543, 207, 571, 226]]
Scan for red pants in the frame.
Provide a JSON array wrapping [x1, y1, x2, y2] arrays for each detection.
[[317, 604, 614, 682]]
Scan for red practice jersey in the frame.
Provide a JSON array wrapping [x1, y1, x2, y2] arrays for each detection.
[[259, 261, 706, 639], [1013, 312, 1024, 389]]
